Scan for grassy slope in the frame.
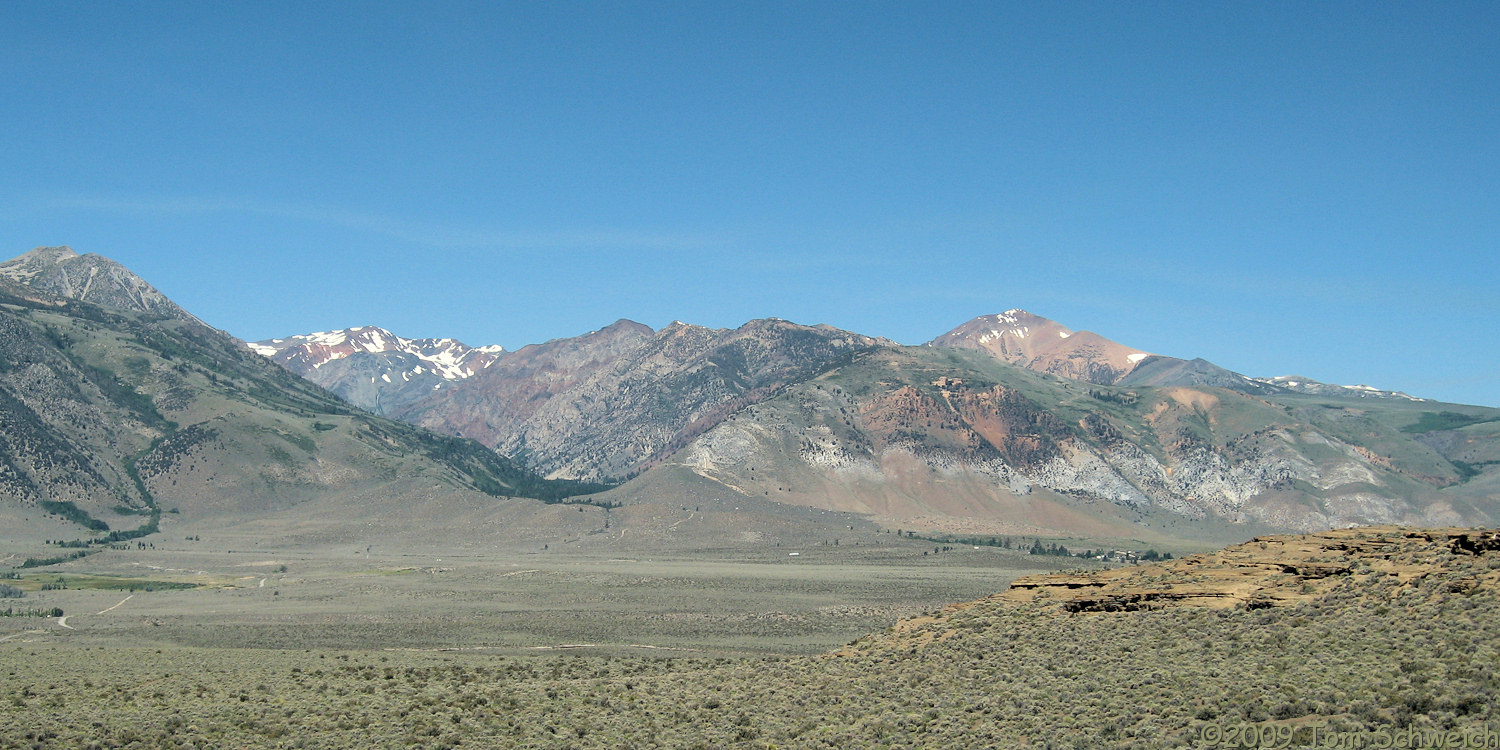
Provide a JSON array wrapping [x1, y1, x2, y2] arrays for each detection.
[[0, 283, 601, 547]]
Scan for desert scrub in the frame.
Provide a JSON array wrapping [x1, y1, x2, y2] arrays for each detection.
[[3, 531, 1497, 748], [5, 588, 1493, 750]]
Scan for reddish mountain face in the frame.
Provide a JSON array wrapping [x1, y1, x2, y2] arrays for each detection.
[[234, 297, 1495, 540], [927, 309, 1153, 385], [393, 319, 657, 452], [14, 243, 1494, 549]]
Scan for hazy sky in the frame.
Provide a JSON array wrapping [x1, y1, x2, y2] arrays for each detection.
[[3, 2, 1497, 406]]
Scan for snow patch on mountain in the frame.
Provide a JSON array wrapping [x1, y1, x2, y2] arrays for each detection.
[[1255, 375, 1425, 402], [248, 326, 504, 381]]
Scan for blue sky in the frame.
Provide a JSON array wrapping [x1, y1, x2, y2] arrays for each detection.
[[3, 2, 1497, 406]]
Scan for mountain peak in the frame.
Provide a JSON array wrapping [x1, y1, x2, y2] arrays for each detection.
[[928, 310, 1151, 385], [595, 318, 655, 337], [21, 244, 80, 261], [0, 246, 80, 281], [1252, 375, 1425, 402], [0, 246, 201, 324], [934, 310, 1079, 346]]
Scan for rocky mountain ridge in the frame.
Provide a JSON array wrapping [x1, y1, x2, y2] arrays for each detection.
[[249, 326, 504, 415], [1252, 375, 1425, 401], [251, 303, 1500, 538], [8, 245, 1497, 547], [0, 246, 201, 325], [0, 250, 596, 549], [258, 308, 1418, 446], [399, 318, 895, 481], [664, 344, 1499, 535]]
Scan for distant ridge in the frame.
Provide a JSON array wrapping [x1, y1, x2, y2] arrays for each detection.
[[1253, 375, 1425, 402], [250, 327, 504, 415], [397, 317, 892, 481], [253, 303, 1500, 538], [926, 309, 1278, 394], [250, 327, 503, 379]]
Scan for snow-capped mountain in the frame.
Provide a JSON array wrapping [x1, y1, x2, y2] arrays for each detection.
[[250, 326, 503, 379], [926, 309, 1285, 395], [248, 327, 504, 414], [927, 309, 1155, 385], [247, 306, 1496, 537], [1253, 375, 1426, 402]]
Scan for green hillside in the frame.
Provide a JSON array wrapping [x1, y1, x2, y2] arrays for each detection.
[[0, 278, 601, 547]]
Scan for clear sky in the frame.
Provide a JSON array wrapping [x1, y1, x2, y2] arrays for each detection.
[[3, 2, 1497, 406]]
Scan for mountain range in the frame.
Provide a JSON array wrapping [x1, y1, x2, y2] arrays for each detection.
[[4, 246, 1498, 547], [248, 327, 504, 415], [0, 247, 602, 555]]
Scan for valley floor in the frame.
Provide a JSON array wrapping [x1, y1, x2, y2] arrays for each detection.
[[5, 528, 1497, 748], [5, 577, 1496, 749], [1, 540, 1067, 656]]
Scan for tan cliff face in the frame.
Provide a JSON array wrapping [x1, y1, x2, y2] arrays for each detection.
[[833, 526, 1500, 663], [1000, 526, 1500, 611]]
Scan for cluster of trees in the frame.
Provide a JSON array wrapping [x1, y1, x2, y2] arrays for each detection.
[[900, 530, 1174, 564], [1024, 540, 1173, 562], [1089, 388, 1140, 406], [18, 550, 91, 568], [37, 500, 108, 532], [1028, 540, 1076, 557], [0, 606, 61, 618]]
